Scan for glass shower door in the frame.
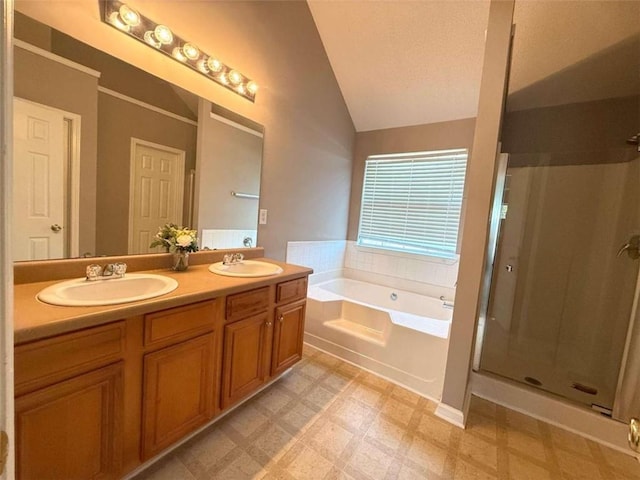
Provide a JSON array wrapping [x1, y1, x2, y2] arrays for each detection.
[[478, 1, 640, 413]]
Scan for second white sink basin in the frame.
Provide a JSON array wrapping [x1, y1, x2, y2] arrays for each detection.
[[37, 273, 179, 306], [209, 260, 283, 278]]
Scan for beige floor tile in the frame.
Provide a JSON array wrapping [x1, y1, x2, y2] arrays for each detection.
[[279, 371, 314, 395], [416, 413, 453, 447], [466, 411, 498, 441], [366, 416, 407, 452], [253, 423, 296, 462], [300, 361, 330, 380], [279, 401, 320, 432], [599, 444, 640, 478], [358, 371, 392, 391], [406, 436, 448, 476], [255, 387, 294, 415], [136, 456, 195, 480], [381, 396, 416, 426], [454, 457, 499, 480], [309, 419, 354, 460], [323, 372, 354, 392], [391, 385, 422, 406], [548, 426, 591, 457], [215, 451, 266, 480], [458, 433, 498, 470], [285, 446, 334, 480], [346, 440, 395, 479], [228, 405, 270, 438], [350, 383, 384, 407], [508, 453, 553, 480], [506, 428, 547, 462], [134, 349, 640, 480], [396, 463, 432, 480], [334, 397, 376, 431], [469, 397, 498, 419], [505, 410, 541, 437], [177, 427, 237, 470], [306, 384, 340, 410]]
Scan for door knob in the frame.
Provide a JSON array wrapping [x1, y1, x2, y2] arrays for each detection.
[[617, 235, 640, 260], [50, 224, 62, 232]]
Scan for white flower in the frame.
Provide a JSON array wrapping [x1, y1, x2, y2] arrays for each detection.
[[176, 234, 193, 248]]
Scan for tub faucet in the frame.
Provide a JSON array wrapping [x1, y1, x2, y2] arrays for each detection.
[[86, 262, 127, 281]]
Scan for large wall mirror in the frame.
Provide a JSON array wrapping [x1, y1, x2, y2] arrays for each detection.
[[12, 12, 263, 262]]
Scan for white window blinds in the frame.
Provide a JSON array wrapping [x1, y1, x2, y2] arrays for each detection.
[[357, 149, 468, 259]]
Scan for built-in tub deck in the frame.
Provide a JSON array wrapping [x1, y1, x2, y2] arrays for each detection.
[[305, 277, 453, 400]]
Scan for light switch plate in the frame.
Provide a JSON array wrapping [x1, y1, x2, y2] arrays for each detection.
[[259, 209, 268, 225]]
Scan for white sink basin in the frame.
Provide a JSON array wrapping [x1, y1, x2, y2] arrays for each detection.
[[37, 273, 179, 306], [208, 260, 283, 278]]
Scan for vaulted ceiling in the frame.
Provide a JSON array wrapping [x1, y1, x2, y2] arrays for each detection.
[[308, 0, 639, 133]]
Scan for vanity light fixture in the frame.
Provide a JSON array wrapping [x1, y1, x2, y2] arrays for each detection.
[[101, 0, 258, 102]]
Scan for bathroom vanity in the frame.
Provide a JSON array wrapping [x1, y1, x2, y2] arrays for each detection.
[[13, 255, 310, 479]]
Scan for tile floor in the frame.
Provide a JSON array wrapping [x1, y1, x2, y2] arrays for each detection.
[[135, 344, 640, 480]]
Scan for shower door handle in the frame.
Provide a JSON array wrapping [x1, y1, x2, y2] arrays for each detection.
[[617, 235, 640, 259]]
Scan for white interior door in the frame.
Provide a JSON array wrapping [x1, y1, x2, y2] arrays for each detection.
[[128, 139, 185, 254], [12, 98, 65, 261]]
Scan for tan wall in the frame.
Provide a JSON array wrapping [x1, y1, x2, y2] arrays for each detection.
[[440, 0, 515, 414], [348, 118, 477, 240], [95, 93, 197, 256], [15, 1, 356, 261], [13, 47, 98, 257]]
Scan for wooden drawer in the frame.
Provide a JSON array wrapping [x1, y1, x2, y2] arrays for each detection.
[[276, 277, 308, 304], [15, 321, 125, 396], [144, 301, 216, 348], [226, 287, 269, 322]]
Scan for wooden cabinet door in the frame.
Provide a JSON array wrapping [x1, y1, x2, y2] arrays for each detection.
[[221, 312, 270, 409], [16, 362, 123, 480], [141, 333, 216, 459], [272, 300, 306, 376]]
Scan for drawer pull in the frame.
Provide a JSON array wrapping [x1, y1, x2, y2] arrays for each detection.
[[279, 315, 284, 323]]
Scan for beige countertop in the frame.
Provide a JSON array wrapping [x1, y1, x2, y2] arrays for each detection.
[[14, 258, 312, 345]]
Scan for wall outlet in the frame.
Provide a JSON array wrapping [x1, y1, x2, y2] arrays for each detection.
[[259, 209, 268, 225]]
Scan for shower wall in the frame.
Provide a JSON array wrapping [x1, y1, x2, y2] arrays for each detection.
[[480, 89, 640, 409]]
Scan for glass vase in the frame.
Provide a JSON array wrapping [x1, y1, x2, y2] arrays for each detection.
[[172, 251, 189, 271]]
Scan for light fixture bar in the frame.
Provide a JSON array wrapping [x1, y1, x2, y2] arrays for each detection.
[[101, 0, 258, 102]]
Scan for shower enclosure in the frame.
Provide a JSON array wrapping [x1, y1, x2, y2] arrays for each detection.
[[477, 0, 640, 420]]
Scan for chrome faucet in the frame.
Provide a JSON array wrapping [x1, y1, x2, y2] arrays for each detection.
[[86, 262, 127, 281], [243, 237, 253, 248], [222, 253, 244, 265]]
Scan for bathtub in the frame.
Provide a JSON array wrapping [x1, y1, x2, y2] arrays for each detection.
[[305, 278, 453, 400]]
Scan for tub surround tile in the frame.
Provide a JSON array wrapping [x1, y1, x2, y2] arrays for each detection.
[[134, 344, 640, 480]]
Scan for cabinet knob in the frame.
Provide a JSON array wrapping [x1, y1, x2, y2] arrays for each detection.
[[266, 321, 272, 327], [279, 315, 284, 323]]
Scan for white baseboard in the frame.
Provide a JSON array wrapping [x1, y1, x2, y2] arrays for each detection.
[[471, 371, 637, 457], [434, 402, 466, 428]]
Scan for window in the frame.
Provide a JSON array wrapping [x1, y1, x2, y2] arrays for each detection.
[[357, 149, 468, 259]]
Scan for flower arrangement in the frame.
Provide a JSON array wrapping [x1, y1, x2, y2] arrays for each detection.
[[149, 223, 199, 253]]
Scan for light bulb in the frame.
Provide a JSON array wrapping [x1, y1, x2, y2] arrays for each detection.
[[206, 57, 223, 73], [154, 25, 173, 45], [236, 84, 246, 95], [119, 4, 141, 27], [219, 72, 229, 85], [172, 47, 187, 62], [196, 59, 209, 73], [144, 31, 161, 48], [182, 43, 200, 60], [228, 70, 242, 85], [247, 81, 258, 95], [108, 11, 129, 31]]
